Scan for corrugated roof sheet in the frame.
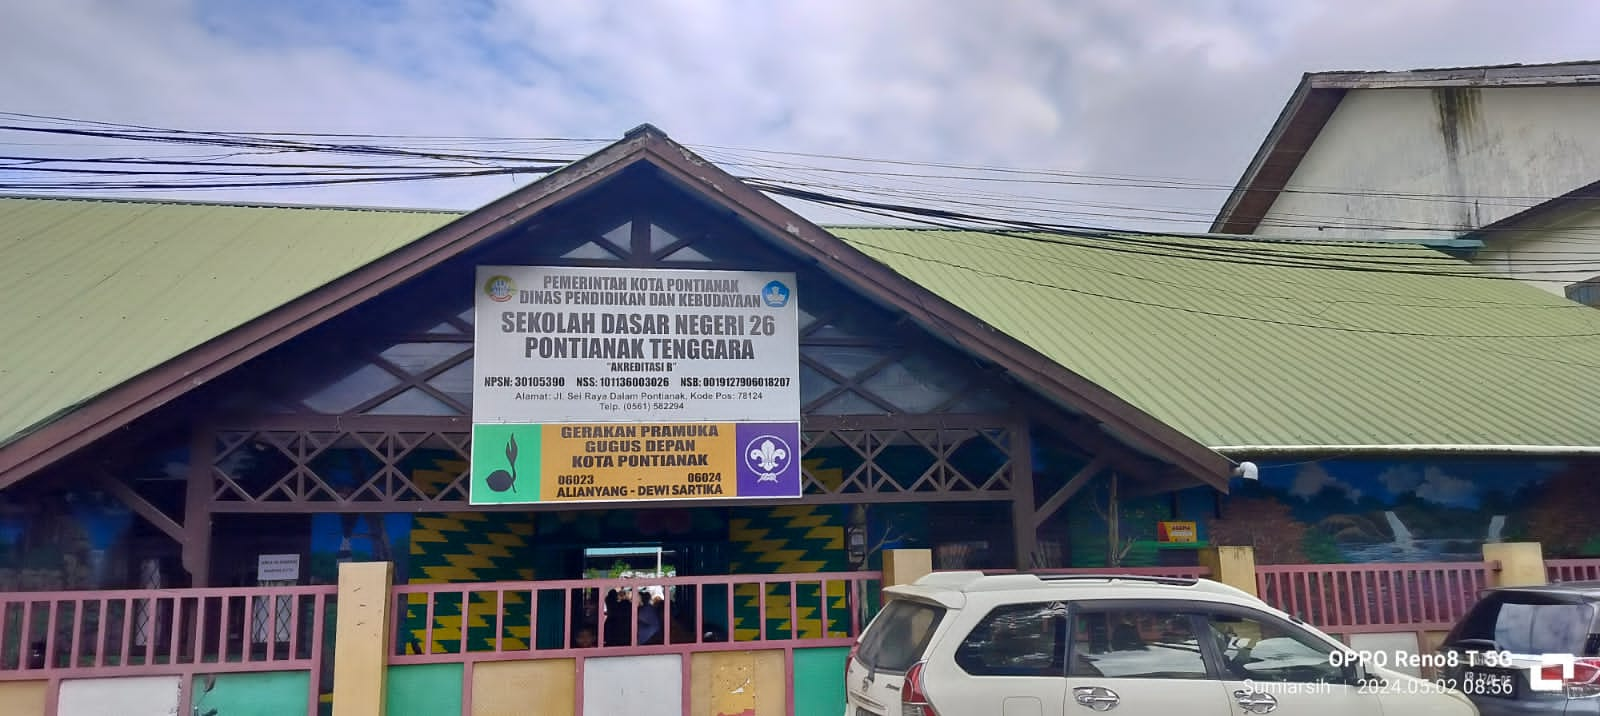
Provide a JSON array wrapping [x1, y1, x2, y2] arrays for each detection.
[[830, 227, 1600, 449], [4, 194, 1600, 452], [0, 196, 460, 447]]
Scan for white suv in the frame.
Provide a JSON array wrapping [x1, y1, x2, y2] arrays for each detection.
[[844, 571, 1478, 715]]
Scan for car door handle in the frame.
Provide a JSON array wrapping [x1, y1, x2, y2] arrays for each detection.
[[1233, 689, 1278, 714], [1072, 686, 1121, 711]]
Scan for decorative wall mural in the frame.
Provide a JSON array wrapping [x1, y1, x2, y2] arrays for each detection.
[[1204, 458, 1597, 564], [1062, 477, 1185, 568], [309, 513, 413, 583], [0, 490, 134, 590], [1059, 458, 1599, 566]]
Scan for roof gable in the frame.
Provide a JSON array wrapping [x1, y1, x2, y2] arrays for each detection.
[[0, 127, 1230, 488]]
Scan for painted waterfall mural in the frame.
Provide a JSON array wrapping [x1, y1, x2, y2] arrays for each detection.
[[1205, 458, 1600, 564], [1061, 458, 1600, 566]]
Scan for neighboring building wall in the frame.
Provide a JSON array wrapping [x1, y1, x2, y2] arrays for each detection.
[[1259, 86, 1600, 241], [1472, 198, 1600, 295]]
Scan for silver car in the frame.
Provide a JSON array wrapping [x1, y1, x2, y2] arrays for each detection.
[[845, 571, 1479, 715]]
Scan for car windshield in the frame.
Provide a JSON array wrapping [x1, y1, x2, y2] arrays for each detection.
[[858, 599, 945, 674], [1451, 594, 1596, 656]]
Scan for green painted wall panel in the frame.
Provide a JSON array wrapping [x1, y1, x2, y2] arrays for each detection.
[[386, 663, 463, 716], [190, 671, 310, 716], [794, 647, 849, 716]]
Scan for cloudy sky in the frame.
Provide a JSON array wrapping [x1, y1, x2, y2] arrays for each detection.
[[3, 0, 1598, 230]]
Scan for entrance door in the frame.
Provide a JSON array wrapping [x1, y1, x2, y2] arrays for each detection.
[[584, 545, 676, 646]]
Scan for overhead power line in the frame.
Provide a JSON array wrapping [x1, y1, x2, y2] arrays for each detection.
[[5, 112, 1600, 278], [0, 112, 1597, 341]]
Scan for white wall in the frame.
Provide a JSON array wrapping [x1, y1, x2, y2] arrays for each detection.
[[58, 675, 180, 716], [583, 654, 682, 716], [1472, 199, 1600, 295], [1259, 86, 1600, 242]]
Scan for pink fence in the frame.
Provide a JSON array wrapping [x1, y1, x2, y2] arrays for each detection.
[[391, 571, 880, 715], [0, 584, 336, 714], [1547, 559, 1600, 583], [1256, 562, 1494, 633]]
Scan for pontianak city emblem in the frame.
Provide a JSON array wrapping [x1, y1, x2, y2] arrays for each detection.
[[744, 435, 792, 483]]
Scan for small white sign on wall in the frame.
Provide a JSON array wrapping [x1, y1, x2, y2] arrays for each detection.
[[256, 553, 301, 582]]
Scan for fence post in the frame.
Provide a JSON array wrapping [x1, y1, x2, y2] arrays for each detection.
[[1198, 546, 1258, 597], [882, 549, 933, 602], [1483, 542, 1546, 588], [333, 561, 394, 716]]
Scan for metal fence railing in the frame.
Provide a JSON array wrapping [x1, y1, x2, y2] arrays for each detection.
[[1256, 561, 1494, 633]]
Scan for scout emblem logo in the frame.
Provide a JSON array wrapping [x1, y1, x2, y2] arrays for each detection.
[[744, 435, 791, 482]]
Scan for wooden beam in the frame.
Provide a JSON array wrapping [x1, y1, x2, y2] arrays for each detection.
[[1123, 468, 1217, 499], [1024, 408, 1163, 485], [91, 471, 183, 543], [1032, 456, 1107, 531], [1010, 424, 1038, 568], [183, 428, 214, 587]]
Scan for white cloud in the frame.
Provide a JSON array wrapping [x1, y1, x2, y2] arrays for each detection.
[[1, 0, 1598, 222], [1414, 467, 1477, 507], [1289, 463, 1338, 499], [1379, 466, 1424, 494]]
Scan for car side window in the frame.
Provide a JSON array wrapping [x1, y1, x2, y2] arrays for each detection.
[[954, 602, 1068, 677], [1068, 608, 1209, 680], [1203, 613, 1344, 684]]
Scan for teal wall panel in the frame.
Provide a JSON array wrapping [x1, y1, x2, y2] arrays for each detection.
[[190, 671, 310, 716], [794, 647, 849, 716], [386, 663, 463, 716]]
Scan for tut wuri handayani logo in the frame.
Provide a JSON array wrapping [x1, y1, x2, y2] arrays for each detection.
[[761, 280, 790, 308]]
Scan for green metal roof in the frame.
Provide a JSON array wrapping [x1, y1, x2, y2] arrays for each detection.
[[0, 196, 460, 448], [4, 194, 1599, 454], [830, 227, 1600, 451]]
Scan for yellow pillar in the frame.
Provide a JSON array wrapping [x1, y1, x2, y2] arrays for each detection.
[[882, 549, 933, 600], [333, 561, 394, 716], [1198, 546, 1258, 597], [1483, 542, 1546, 587]]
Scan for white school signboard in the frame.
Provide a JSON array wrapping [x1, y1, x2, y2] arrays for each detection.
[[470, 265, 801, 505]]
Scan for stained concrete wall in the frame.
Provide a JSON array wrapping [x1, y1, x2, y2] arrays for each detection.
[[690, 650, 785, 716], [1260, 86, 1600, 242]]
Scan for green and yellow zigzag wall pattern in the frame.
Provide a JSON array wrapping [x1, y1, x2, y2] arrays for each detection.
[[402, 460, 537, 655], [728, 504, 850, 641], [389, 455, 864, 652]]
